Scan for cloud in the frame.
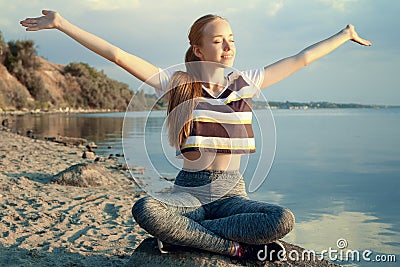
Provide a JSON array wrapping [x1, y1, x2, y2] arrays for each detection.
[[82, 0, 141, 11], [267, 1, 284, 16], [317, 0, 358, 12]]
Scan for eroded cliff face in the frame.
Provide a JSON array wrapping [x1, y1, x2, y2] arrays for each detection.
[[0, 55, 134, 112], [32, 57, 82, 108], [0, 63, 33, 110], [0, 56, 81, 111]]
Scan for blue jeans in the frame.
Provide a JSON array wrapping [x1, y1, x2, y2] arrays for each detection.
[[132, 169, 295, 255]]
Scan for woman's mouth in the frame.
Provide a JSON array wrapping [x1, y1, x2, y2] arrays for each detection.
[[221, 54, 233, 59]]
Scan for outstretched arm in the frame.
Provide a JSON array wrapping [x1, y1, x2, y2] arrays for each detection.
[[260, 24, 371, 89], [20, 10, 161, 90]]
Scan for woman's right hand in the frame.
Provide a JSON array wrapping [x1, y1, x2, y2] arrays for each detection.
[[20, 10, 61, 31], [19, 9, 161, 90]]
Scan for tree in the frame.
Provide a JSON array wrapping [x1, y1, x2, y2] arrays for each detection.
[[64, 62, 133, 110], [3, 39, 49, 107], [0, 31, 8, 64]]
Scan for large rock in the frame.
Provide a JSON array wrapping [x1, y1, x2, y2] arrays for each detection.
[[82, 151, 96, 160], [126, 237, 341, 267], [51, 163, 116, 187]]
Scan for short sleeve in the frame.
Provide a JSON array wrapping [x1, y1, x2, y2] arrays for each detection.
[[240, 67, 265, 98], [156, 67, 178, 97], [241, 67, 265, 88]]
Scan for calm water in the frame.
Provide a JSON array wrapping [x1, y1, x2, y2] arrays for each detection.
[[4, 108, 399, 266]]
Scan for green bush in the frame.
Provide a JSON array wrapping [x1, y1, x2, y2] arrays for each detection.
[[64, 62, 133, 110], [1, 34, 134, 111], [3, 39, 49, 105], [0, 31, 7, 65]]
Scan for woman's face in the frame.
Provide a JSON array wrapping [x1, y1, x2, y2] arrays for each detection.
[[194, 19, 236, 67]]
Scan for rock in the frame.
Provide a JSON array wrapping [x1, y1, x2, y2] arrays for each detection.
[[1, 119, 8, 127], [82, 151, 96, 160], [26, 129, 33, 137], [131, 166, 145, 174], [44, 136, 57, 142], [26, 129, 38, 139], [94, 156, 106, 162], [86, 142, 98, 150], [126, 238, 341, 267], [55, 135, 87, 146], [117, 163, 129, 170], [117, 164, 145, 174], [51, 163, 116, 187]]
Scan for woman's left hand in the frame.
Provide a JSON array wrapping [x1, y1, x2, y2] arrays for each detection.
[[345, 24, 372, 46]]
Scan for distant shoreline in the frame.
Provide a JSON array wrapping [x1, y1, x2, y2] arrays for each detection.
[[0, 108, 123, 116], [1, 100, 399, 116], [254, 100, 400, 110]]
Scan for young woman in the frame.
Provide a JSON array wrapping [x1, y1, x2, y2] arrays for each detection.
[[20, 10, 371, 263]]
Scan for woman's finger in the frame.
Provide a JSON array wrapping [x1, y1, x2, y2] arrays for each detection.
[[355, 37, 372, 46]]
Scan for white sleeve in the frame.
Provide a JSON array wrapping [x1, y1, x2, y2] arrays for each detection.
[[241, 67, 265, 88], [240, 67, 265, 98], [156, 67, 178, 97]]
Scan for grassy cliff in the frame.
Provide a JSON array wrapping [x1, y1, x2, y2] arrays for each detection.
[[0, 31, 138, 112]]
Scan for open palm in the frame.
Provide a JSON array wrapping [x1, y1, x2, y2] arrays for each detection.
[[20, 10, 59, 31], [346, 24, 371, 46]]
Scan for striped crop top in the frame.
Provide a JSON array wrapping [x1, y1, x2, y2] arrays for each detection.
[[158, 67, 265, 155]]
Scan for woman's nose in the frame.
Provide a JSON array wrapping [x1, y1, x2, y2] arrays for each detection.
[[223, 40, 231, 51]]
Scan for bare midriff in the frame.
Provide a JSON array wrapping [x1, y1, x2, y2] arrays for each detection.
[[182, 151, 242, 171]]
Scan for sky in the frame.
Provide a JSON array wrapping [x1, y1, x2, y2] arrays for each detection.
[[0, 0, 399, 105]]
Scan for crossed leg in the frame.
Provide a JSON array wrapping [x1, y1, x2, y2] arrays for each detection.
[[132, 193, 294, 255]]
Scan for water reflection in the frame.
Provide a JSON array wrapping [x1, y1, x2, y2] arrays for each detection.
[[6, 113, 124, 144], [284, 210, 399, 262]]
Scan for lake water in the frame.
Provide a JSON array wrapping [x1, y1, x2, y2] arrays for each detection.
[[4, 108, 399, 266]]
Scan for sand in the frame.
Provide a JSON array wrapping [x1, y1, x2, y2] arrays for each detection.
[[0, 130, 150, 266], [0, 129, 345, 267]]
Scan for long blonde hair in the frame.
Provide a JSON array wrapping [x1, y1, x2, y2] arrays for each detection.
[[166, 14, 225, 149]]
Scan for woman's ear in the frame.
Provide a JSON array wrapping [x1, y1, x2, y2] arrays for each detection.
[[192, 45, 203, 60]]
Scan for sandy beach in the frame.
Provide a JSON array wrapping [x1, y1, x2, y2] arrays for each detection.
[[0, 129, 150, 266], [0, 126, 348, 267]]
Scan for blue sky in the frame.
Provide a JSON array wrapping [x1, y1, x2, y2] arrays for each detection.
[[1, 0, 399, 105]]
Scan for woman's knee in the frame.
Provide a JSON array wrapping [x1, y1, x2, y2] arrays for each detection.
[[254, 207, 295, 243], [131, 195, 164, 226], [277, 207, 295, 237]]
